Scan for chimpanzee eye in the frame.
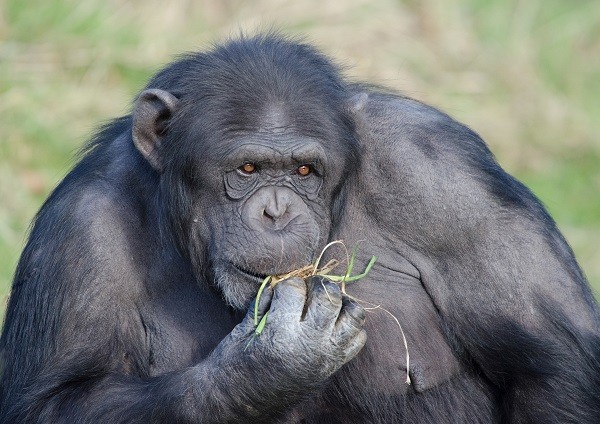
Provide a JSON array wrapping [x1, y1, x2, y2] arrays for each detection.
[[239, 162, 257, 174], [297, 165, 312, 176]]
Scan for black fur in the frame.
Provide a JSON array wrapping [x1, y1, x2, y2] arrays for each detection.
[[1, 34, 599, 423]]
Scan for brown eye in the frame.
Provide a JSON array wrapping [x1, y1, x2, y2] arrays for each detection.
[[239, 163, 256, 174], [297, 165, 312, 176]]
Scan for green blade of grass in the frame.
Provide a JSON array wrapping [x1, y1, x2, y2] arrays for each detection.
[[254, 276, 271, 326]]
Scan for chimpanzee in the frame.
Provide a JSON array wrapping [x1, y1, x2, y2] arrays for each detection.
[[1, 34, 599, 423]]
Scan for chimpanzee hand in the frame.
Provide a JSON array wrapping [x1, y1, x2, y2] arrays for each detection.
[[205, 276, 366, 418], [249, 276, 366, 384]]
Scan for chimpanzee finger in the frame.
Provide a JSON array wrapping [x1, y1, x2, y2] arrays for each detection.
[[268, 277, 307, 321], [333, 296, 366, 342], [303, 276, 343, 331], [234, 287, 273, 339], [244, 283, 274, 324], [341, 329, 367, 363]]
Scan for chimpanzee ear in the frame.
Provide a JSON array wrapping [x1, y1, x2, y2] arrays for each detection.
[[132, 89, 180, 171]]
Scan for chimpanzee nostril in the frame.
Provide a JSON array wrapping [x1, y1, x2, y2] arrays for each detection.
[[264, 202, 286, 221], [262, 209, 274, 221]]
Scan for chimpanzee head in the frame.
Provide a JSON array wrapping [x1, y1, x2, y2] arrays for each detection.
[[131, 35, 359, 308]]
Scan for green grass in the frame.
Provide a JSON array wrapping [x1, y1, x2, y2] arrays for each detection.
[[1, 0, 599, 318]]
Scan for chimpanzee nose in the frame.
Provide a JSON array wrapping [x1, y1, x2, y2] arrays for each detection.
[[263, 195, 288, 221], [261, 188, 294, 229], [241, 186, 304, 232]]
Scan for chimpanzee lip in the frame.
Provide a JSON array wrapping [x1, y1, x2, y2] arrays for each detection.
[[231, 264, 269, 282]]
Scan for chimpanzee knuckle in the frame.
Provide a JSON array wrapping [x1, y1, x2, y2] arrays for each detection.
[[343, 295, 365, 316], [308, 276, 342, 302], [319, 282, 342, 306], [339, 298, 366, 327], [269, 277, 307, 318], [273, 277, 307, 299], [333, 321, 362, 345], [342, 329, 367, 362], [304, 281, 342, 327], [303, 303, 341, 333]]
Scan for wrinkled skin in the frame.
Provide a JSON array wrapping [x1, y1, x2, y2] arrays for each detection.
[[1, 35, 599, 424], [185, 276, 366, 422], [201, 133, 334, 309]]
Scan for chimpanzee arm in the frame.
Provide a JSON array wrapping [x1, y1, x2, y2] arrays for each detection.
[[2, 275, 365, 423], [349, 91, 600, 423], [0, 183, 365, 423]]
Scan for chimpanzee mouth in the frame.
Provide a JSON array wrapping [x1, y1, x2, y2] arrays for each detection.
[[231, 264, 269, 283]]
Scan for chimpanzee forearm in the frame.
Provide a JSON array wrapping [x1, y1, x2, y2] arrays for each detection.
[[1, 278, 365, 424], [3, 362, 295, 424]]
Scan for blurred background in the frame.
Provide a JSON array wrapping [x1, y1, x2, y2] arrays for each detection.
[[1, 0, 599, 319]]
